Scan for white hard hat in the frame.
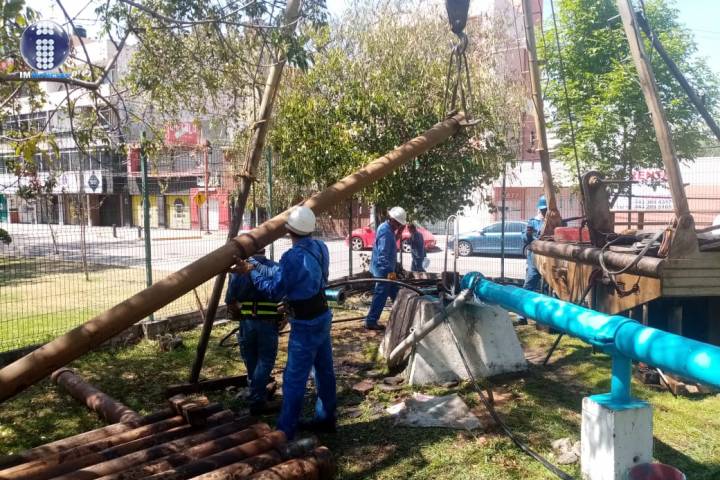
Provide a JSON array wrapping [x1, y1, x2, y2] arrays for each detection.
[[286, 206, 316, 235], [388, 206, 407, 225]]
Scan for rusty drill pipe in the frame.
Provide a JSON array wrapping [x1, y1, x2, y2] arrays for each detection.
[[529, 240, 665, 278], [248, 447, 335, 480], [95, 423, 272, 480], [36, 417, 249, 480], [0, 408, 174, 470], [141, 431, 287, 480], [0, 415, 188, 480], [51, 368, 142, 424], [187, 452, 284, 480], [0, 112, 465, 403], [188, 437, 319, 480]]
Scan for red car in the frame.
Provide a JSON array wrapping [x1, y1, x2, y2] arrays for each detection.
[[346, 225, 437, 253]]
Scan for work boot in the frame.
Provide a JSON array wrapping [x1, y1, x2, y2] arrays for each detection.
[[515, 317, 529, 326], [297, 418, 336, 434], [364, 323, 385, 331]]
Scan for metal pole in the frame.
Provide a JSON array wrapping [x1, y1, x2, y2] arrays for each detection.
[[140, 132, 154, 322], [348, 198, 353, 277], [188, 0, 303, 383], [204, 141, 210, 235], [266, 149, 274, 261], [636, 13, 720, 143], [616, 0, 691, 221], [500, 162, 507, 281], [521, 0, 562, 236]]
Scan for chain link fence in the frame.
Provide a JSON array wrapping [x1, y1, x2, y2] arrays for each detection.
[[2, 152, 720, 354]]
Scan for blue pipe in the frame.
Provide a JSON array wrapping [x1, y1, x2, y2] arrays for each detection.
[[461, 273, 720, 391]]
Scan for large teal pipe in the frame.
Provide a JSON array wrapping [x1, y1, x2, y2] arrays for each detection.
[[461, 273, 720, 390]]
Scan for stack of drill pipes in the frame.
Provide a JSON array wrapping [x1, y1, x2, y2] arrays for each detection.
[[2, 412, 240, 480], [130, 431, 287, 480], [51, 368, 142, 424], [387, 288, 474, 365], [0, 409, 175, 470], [88, 424, 274, 480], [247, 447, 335, 480], [0, 112, 466, 403], [0, 415, 189, 480], [188, 438, 319, 480], [462, 273, 720, 389]]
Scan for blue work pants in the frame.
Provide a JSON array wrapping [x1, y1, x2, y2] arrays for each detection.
[[365, 280, 398, 326], [237, 319, 279, 406], [411, 256, 425, 272], [277, 311, 337, 440], [523, 252, 542, 292]]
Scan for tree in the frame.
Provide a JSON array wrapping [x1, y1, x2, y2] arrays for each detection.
[[269, 2, 525, 222], [542, 0, 719, 191]]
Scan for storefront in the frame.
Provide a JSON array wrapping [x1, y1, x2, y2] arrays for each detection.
[[189, 188, 230, 231], [164, 195, 191, 229], [131, 195, 160, 228]]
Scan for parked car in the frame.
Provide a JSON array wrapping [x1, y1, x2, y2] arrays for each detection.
[[346, 225, 437, 253], [447, 221, 527, 257]]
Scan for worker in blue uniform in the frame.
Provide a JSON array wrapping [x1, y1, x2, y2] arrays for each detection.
[[518, 195, 547, 325], [407, 223, 426, 272], [365, 206, 407, 331], [226, 248, 282, 415], [232, 206, 336, 440]]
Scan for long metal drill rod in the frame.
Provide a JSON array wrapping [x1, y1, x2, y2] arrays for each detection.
[[0, 112, 465, 402], [190, 0, 304, 384]]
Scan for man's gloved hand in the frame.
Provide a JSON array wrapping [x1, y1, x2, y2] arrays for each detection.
[[387, 272, 398, 281], [227, 302, 241, 319], [230, 256, 255, 276]]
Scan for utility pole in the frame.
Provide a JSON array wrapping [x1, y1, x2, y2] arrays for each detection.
[[189, 0, 303, 383], [266, 148, 274, 261], [203, 140, 210, 235], [140, 132, 154, 322], [521, 0, 561, 236]]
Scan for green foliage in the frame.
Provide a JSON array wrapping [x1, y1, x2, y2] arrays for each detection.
[[542, 0, 719, 186], [270, 4, 522, 222], [0, 228, 10, 244]]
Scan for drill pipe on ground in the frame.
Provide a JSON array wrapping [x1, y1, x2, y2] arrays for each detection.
[[0, 112, 465, 403], [5, 413, 241, 480], [0, 415, 188, 480], [94, 424, 272, 480], [188, 438, 319, 480], [248, 447, 335, 480], [51, 368, 142, 424], [139, 431, 287, 480], [0, 408, 174, 470]]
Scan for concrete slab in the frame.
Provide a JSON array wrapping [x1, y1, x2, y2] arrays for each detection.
[[405, 298, 527, 385]]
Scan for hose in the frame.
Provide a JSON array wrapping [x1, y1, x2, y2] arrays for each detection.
[[326, 278, 427, 296]]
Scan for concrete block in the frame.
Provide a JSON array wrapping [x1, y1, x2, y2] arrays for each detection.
[[406, 299, 527, 385], [581, 394, 653, 480]]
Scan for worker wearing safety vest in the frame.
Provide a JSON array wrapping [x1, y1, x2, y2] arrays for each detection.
[[233, 206, 336, 440], [365, 206, 407, 331], [226, 248, 282, 415], [518, 195, 547, 325]]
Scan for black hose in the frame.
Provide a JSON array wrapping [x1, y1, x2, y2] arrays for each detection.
[[326, 278, 427, 296], [444, 319, 576, 480]]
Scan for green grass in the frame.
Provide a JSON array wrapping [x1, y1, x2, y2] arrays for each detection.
[[1, 321, 718, 479], [0, 257, 215, 351]]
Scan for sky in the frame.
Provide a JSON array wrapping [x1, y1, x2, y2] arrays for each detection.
[[26, 0, 720, 76], [326, 0, 720, 76]]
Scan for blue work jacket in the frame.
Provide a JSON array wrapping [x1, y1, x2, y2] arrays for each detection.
[[250, 237, 330, 302], [370, 221, 397, 278], [523, 215, 545, 264], [225, 256, 281, 304]]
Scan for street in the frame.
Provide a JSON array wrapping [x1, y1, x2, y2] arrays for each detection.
[[1, 222, 528, 281]]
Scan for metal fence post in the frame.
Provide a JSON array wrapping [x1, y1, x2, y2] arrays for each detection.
[[266, 148, 274, 261], [140, 132, 154, 322], [348, 198, 353, 277]]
